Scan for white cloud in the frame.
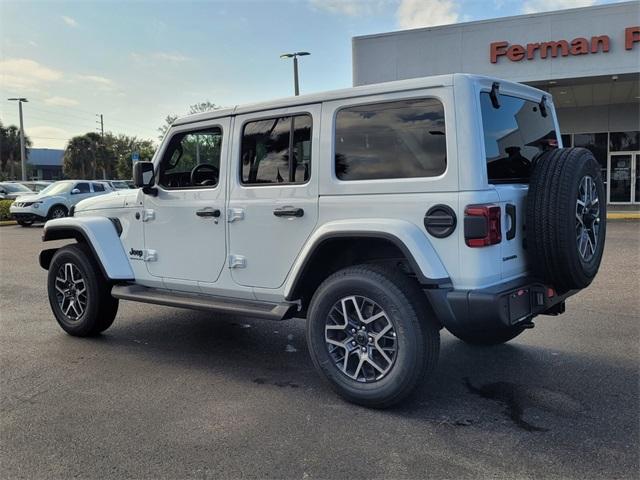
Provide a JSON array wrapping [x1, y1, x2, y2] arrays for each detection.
[[153, 52, 192, 62], [61, 15, 78, 27], [44, 96, 79, 107], [0, 58, 63, 92], [396, 0, 459, 29], [28, 40, 38, 47], [309, 0, 388, 16], [28, 126, 71, 150], [76, 74, 114, 88], [522, 0, 596, 14]]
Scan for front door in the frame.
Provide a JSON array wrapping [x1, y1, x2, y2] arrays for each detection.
[[608, 152, 639, 204], [143, 118, 230, 290], [228, 106, 320, 289]]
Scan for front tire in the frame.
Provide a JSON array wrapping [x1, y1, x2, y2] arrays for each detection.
[[47, 243, 118, 336], [306, 265, 440, 408], [47, 205, 67, 220], [17, 220, 34, 227]]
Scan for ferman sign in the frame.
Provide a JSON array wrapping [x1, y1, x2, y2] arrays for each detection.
[[490, 26, 640, 63]]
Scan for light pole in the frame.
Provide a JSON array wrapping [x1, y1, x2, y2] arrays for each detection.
[[280, 52, 310, 96], [7, 97, 28, 180]]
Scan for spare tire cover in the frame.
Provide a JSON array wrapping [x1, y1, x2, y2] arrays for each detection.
[[526, 147, 606, 292]]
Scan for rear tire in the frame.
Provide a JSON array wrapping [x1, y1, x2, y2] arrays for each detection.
[[47, 243, 118, 336], [306, 264, 439, 408], [448, 325, 525, 346]]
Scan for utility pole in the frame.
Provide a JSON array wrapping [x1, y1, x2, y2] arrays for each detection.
[[280, 52, 310, 96], [7, 97, 28, 180], [96, 114, 104, 137]]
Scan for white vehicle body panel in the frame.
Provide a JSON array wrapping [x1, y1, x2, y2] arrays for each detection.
[[51, 74, 558, 306], [44, 217, 134, 280]]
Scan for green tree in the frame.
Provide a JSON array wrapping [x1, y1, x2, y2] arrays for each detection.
[[0, 119, 32, 180], [157, 101, 221, 141], [62, 132, 115, 179], [103, 133, 155, 179]]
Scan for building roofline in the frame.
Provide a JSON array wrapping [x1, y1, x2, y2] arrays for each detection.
[[352, 1, 638, 41]]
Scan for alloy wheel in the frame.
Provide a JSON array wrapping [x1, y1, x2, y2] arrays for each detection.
[[325, 295, 398, 382], [54, 262, 87, 320], [576, 175, 600, 262]]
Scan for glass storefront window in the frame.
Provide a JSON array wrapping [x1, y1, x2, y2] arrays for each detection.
[[610, 131, 640, 152], [574, 132, 608, 185]]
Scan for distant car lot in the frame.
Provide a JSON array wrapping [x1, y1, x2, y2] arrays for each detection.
[[0, 221, 638, 479]]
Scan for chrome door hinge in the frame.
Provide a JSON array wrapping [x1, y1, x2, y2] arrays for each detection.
[[227, 208, 245, 223], [229, 255, 246, 269], [142, 209, 155, 222], [143, 249, 158, 262]]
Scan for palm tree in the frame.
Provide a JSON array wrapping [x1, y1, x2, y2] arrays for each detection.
[[0, 120, 32, 179]]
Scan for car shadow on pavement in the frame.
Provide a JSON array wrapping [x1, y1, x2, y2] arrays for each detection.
[[79, 307, 637, 439]]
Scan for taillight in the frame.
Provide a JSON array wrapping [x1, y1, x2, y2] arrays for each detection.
[[464, 205, 502, 247]]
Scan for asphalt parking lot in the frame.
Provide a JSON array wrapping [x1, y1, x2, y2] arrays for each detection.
[[0, 222, 638, 479]]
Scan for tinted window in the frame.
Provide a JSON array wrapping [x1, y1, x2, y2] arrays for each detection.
[[159, 128, 222, 188], [610, 131, 640, 152], [480, 92, 557, 183], [335, 98, 446, 181], [92, 183, 105, 192], [75, 182, 90, 193], [561, 134, 572, 147], [241, 114, 312, 185], [574, 132, 608, 187]]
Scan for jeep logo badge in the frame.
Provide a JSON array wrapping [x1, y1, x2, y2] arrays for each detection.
[[129, 248, 143, 258]]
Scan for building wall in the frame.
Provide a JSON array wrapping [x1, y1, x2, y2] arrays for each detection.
[[557, 103, 640, 133], [352, 1, 640, 86]]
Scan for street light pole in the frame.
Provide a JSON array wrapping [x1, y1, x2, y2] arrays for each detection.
[[7, 97, 28, 180], [280, 52, 310, 96]]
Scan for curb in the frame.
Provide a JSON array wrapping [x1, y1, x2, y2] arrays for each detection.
[[0, 220, 17, 226], [607, 213, 640, 220]]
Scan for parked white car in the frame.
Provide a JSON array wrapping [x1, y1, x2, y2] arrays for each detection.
[[38, 74, 606, 407], [10, 180, 112, 226]]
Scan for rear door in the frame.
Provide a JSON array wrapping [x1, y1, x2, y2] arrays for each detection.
[[479, 89, 560, 280], [228, 105, 320, 289]]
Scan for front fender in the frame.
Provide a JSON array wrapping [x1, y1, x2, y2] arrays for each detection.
[[42, 217, 134, 280], [284, 219, 451, 300]]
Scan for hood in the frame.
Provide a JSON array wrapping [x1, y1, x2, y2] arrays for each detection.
[[15, 193, 62, 203], [75, 189, 139, 212]]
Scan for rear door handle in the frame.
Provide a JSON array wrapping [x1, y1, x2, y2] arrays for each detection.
[[196, 207, 221, 218], [273, 206, 304, 218]]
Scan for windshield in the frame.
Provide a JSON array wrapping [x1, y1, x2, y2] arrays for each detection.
[[0, 183, 32, 193], [39, 181, 74, 196], [480, 92, 557, 184]]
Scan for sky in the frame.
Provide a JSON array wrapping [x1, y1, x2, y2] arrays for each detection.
[[0, 0, 619, 149]]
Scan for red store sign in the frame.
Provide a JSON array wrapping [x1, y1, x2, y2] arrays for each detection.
[[490, 26, 640, 63]]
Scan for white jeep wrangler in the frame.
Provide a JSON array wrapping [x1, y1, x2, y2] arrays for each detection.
[[40, 74, 606, 407]]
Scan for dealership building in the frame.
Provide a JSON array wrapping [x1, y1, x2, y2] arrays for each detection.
[[352, 1, 640, 207]]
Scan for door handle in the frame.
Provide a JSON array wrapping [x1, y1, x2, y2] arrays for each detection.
[[196, 208, 221, 218], [273, 206, 304, 218], [505, 203, 516, 240]]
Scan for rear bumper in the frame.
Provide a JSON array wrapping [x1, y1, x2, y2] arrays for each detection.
[[425, 277, 576, 332]]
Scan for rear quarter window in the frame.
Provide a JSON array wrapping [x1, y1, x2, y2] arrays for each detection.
[[334, 98, 447, 181]]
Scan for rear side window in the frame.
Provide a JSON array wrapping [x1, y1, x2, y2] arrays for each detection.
[[75, 182, 90, 193], [334, 98, 447, 181], [480, 92, 557, 184], [92, 183, 105, 192], [241, 114, 312, 185]]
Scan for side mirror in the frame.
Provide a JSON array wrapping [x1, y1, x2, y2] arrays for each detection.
[[133, 161, 157, 195], [71, 188, 81, 194]]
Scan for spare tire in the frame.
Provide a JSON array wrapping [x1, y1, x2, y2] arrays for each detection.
[[526, 147, 606, 292]]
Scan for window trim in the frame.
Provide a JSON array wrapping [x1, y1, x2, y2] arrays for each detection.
[[332, 96, 448, 183], [238, 112, 313, 188], [157, 125, 225, 191]]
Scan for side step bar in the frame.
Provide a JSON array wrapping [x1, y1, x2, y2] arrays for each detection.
[[111, 284, 297, 321]]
